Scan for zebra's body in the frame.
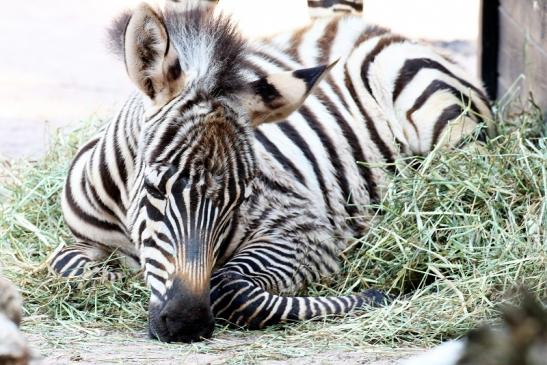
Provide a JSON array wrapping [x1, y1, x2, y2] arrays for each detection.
[[50, 4, 492, 342]]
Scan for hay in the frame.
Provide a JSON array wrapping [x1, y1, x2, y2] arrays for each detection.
[[0, 100, 545, 362]]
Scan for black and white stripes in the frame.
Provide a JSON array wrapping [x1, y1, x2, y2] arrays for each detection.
[[48, 2, 492, 343]]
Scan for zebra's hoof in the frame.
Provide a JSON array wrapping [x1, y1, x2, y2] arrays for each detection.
[[360, 288, 391, 307]]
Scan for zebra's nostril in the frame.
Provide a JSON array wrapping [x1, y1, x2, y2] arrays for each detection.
[[159, 312, 169, 332], [162, 313, 182, 337], [158, 314, 214, 343]]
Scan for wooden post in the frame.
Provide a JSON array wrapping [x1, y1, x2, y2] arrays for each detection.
[[481, 0, 547, 118], [479, 0, 500, 100]]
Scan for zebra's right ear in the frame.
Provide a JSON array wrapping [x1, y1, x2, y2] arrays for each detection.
[[242, 61, 337, 127], [123, 3, 184, 108]]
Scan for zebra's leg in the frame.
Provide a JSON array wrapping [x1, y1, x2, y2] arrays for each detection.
[[47, 242, 129, 281], [209, 242, 388, 329], [210, 270, 386, 329]]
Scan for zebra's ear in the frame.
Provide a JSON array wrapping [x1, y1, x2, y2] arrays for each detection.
[[243, 61, 337, 127], [124, 3, 184, 107]]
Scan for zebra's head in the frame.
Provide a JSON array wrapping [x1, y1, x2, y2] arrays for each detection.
[[115, 3, 331, 342]]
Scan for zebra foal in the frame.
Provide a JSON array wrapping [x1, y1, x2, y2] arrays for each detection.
[[48, 1, 493, 342]]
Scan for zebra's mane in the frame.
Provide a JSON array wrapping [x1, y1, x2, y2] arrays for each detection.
[[107, 10, 131, 60], [108, 4, 249, 96]]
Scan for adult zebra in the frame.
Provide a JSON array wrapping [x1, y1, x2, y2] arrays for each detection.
[[49, 1, 493, 342]]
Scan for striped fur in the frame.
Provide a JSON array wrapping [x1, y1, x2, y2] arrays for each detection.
[[49, 3, 493, 342]]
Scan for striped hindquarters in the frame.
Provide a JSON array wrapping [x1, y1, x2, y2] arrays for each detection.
[[347, 33, 493, 154], [249, 17, 493, 239]]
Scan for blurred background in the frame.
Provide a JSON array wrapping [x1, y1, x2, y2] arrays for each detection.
[[0, 0, 480, 159]]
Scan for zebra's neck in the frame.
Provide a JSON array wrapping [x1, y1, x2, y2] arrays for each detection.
[[91, 94, 146, 224], [234, 17, 397, 234]]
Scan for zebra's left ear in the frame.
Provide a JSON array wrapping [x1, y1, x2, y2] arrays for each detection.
[[242, 61, 337, 127], [123, 3, 184, 108]]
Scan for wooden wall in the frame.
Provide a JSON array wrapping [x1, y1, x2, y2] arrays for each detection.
[[481, 0, 547, 115]]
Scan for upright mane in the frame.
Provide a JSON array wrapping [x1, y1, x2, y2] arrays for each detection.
[[108, 4, 249, 97]]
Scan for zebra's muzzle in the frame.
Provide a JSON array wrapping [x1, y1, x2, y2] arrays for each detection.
[[148, 277, 215, 343]]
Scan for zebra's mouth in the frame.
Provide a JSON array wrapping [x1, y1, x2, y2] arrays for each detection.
[[148, 298, 215, 343], [147, 277, 215, 343]]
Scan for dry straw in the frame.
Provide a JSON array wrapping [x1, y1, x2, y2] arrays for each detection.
[[0, 99, 545, 363]]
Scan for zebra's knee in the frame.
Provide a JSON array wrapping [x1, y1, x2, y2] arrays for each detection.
[[48, 246, 92, 277], [48, 247, 125, 281], [210, 270, 249, 306], [210, 270, 266, 324]]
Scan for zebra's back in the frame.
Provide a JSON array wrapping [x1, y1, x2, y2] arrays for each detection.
[[242, 15, 492, 242]]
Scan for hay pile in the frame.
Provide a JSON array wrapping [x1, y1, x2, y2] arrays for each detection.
[[0, 100, 545, 360]]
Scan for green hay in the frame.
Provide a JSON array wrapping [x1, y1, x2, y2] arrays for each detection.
[[0, 101, 545, 363]]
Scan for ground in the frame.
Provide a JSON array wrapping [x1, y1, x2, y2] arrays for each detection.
[[24, 326, 417, 364]]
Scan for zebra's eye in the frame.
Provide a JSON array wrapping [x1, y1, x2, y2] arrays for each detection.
[[178, 169, 191, 188], [144, 178, 165, 199]]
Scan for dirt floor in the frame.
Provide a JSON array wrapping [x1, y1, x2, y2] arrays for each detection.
[[24, 326, 419, 364]]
